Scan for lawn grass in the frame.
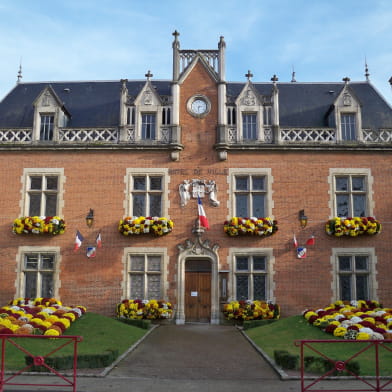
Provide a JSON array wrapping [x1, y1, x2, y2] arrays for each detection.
[[245, 315, 392, 376], [2, 313, 147, 370]]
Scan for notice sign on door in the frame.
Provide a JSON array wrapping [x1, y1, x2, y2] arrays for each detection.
[[191, 291, 198, 297]]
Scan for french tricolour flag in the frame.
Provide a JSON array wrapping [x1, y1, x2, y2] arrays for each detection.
[[197, 196, 209, 230], [96, 232, 102, 248], [74, 230, 84, 252]]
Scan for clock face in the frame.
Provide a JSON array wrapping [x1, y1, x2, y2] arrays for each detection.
[[191, 99, 207, 114]]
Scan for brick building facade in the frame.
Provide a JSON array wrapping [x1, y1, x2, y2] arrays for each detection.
[[0, 32, 391, 322]]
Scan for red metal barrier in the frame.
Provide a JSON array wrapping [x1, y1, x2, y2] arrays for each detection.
[[0, 334, 83, 392], [295, 339, 392, 392]]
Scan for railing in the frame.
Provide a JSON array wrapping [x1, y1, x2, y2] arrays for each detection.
[[362, 129, 392, 143], [59, 128, 118, 142], [0, 128, 32, 143], [295, 339, 392, 392], [0, 126, 173, 145], [280, 128, 336, 143], [0, 334, 83, 392]]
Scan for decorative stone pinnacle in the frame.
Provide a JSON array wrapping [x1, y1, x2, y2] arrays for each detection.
[[343, 76, 350, 84], [271, 74, 278, 83]]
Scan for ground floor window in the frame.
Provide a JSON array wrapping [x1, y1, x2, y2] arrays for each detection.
[[16, 247, 60, 298], [331, 248, 376, 302], [229, 248, 275, 302], [128, 254, 162, 299]]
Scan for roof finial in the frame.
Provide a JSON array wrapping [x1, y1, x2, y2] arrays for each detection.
[[291, 66, 296, 83], [145, 70, 153, 81], [271, 74, 279, 84], [364, 58, 370, 81], [343, 76, 350, 84], [245, 70, 253, 81], [389, 76, 392, 87], [17, 60, 22, 84]]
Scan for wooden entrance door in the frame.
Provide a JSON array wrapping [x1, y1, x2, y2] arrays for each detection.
[[185, 260, 211, 322]]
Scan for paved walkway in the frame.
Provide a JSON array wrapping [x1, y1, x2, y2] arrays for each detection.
[[3, 324, 371, 391]]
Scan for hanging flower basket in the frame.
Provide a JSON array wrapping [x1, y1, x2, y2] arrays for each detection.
[[325, 217, 381, 237], [118, 216, 174, 236], [12, 216, 66, 235], [223, 217, 278, 237]]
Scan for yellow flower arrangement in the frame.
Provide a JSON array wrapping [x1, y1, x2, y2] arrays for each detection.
[[223, 300, 280, 321], [0, 298, 86, 336], [325, 217, 381, 237], [12, 216, 66, 235], [117, 299, 173, 320], [223, 217, 278, 237], [118, 216, 174, 236]]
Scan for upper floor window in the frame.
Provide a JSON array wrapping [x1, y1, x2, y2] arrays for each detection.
[[242, 113, 257, 140], [23, 252, 55, 298], [141, 114, 156, 140], [127, 107, 135, 125], [40, 114, 54, 141], [27, 175, 59, 216], [263, 106, 272, 126], [227, 107, 237, 125], [335, 175, 366, 217], [131, 175, 162, 217], [162, 108, 171, 125], [235, 175, 266, 217], [341, 114, 356, 141]]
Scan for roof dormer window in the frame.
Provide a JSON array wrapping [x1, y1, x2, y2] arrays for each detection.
[[341, 113, 356, 141], [40, 114, 54, 141]]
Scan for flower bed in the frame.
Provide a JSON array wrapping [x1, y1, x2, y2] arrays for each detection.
[[13, 216, 66, 235], [303, 300, 392, 340], [325, 217, 381, 237], [223, 300, 280, 321], [0, 298, 86, 336], [224, 217, 278, 237], [118, 216, 174, 236], [116, 299, 173, 320]]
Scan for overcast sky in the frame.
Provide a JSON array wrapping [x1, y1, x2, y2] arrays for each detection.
[[0, 0, 391, 103]]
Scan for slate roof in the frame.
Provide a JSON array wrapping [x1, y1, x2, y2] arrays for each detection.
[[0, 80, 172, 128], [0, 79, 391, 130]]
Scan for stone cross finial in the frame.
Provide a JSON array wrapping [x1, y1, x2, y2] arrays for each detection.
[[271, 74, 279, 83], [343, 76, 351, 84], [245, 70, 253, 81], [145, 70, 153, 81]]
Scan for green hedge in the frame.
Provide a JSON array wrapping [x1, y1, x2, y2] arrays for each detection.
[[274, 350, 360, 375], [116, 317, 151, 329], [243, 319, 277, 330], [25, 349, 119, 371]]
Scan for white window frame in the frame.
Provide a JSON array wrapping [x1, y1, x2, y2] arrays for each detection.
[[15, 246, 61, 299], [141, 113, 156, 140], [242, 112, 258, 140], [228, 248, 275, 303], [330, 248, 377, 303], [124, 168, 169, 217], [20, 168, 65, 217], [228, 168, 274, 219], [121, 247, 169, 301], [328, 168, 373, 219]]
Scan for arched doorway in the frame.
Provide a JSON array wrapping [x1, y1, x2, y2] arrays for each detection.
[[185, 259, 211, 323], [176, 233, 220, 324]]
